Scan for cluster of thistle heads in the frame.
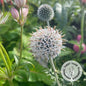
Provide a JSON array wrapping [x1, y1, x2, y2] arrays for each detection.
[[30, 4, 66, 67], [73, 35, 86, 54], [11, 0, 28, 25]]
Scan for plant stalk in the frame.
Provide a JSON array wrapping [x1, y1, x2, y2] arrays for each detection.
[[19, 7, 23, 61], [80, 7, 85, 54], [20, 25, 23, 60], [49, 57, 61, 86], [47, 21, 50, 27]]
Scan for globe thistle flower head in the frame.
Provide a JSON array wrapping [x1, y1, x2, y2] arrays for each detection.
[[37, 4, 54, 21], [30, 26, 65, 67]]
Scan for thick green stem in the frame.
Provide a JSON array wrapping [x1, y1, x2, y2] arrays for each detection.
[[81, 8, 85, 45], [0, 43, 11, 70], [80, 7, 85, 54], [49, 57, 61, 86]]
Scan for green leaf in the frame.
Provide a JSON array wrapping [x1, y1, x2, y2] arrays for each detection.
[[29, 61, 54, 86], [59, 48, 74, 57], [69, 40, 79, 45], [0, 67, 7, 79], [18, 81, 48, 86], [14, 69, 29, 82]]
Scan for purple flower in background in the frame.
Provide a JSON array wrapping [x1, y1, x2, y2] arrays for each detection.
[[77, 35, 81, 42]]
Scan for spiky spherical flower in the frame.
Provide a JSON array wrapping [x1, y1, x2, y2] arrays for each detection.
[[30, 27, 65, 67], [37, 4, 54, 21]]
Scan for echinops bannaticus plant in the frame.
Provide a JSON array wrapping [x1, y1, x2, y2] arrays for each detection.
[[30, 26, 65, 67], [37, 4, 54, 22]]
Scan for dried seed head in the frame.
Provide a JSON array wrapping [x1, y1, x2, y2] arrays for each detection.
[[37, 4, 54, 21], [30, 27, 65, 67]]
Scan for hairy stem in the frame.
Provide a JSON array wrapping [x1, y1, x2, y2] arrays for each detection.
[[49, 57, 61, 86]]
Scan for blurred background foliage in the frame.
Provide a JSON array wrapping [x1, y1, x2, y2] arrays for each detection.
[[0, 0, 86, 86]]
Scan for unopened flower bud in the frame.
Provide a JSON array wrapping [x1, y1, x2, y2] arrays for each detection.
[[73, 43, 86, 54], [73, 45, 79, 52], [81, 43, 86, 54], [14, 0, 26, 8], [77, 35, 81, 42], [11, 8, 19, 20], [20, 6, 28, 18]]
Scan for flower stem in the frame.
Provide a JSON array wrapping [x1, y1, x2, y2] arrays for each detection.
[[49, 57, 61, 86], [80, 7, 85, 54], [19, 7, 23, 61], [47, 21, 50, 27], [20, 25, 23, 60]]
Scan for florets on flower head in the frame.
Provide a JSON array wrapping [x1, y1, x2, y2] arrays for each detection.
[[37, 4, 54, 21], [30, 26, 65, 67]]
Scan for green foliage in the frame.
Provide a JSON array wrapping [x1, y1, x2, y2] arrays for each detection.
[[28, 61, 54, 86], [0, 0, 86, 86]]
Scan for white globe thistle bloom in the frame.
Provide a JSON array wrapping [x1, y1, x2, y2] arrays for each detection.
[[30, 27, 65, 67], [37, 4, 54, 21]]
